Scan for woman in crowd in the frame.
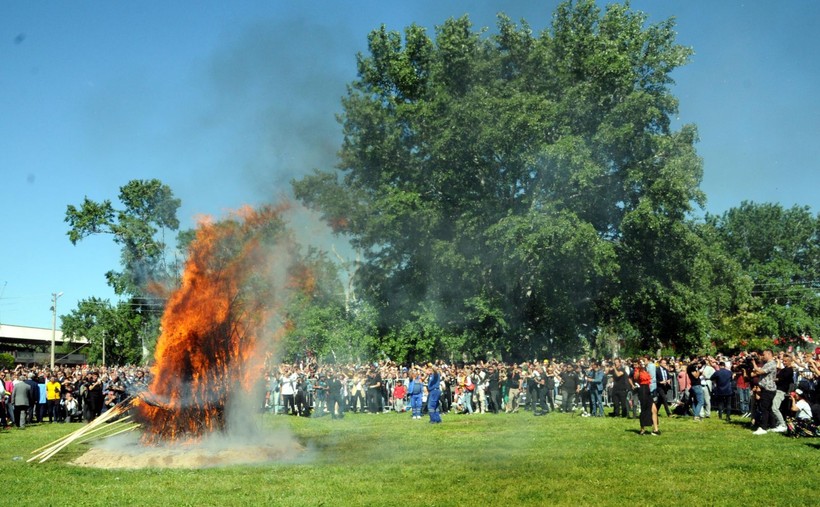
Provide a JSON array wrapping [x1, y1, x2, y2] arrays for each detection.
[[633, 360, 659, 435]]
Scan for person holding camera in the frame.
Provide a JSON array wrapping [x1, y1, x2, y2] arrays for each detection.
[[608, 358, 630, 418], [750, 349, 778, 435], [769, 355, 795, 433], [686, 360, 704, 421], [505, 364, 522, 414]]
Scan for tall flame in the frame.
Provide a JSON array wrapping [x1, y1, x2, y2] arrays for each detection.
[[136, 205, 291, 444]]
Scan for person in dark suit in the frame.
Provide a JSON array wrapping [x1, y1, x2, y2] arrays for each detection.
[[655, 358, 673, 417]]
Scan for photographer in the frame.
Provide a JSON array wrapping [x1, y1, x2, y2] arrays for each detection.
[[608, 358, 631, 418], [750, 349, 778, 435], [85, 372, 104, 421], [769, 355, 795, 433], [789, 389, 813, 421], [686, 359, 704, 421]]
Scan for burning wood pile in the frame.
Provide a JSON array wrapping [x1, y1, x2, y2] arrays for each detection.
[[32, 206, 299, 465]]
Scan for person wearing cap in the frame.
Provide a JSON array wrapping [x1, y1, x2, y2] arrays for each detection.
[[789, 389, 813, 421]]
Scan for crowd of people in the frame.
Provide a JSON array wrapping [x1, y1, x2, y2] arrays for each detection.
[[263, 349, 820, 435], [1, 364, 148, 429], [3, 348, 818, 438]]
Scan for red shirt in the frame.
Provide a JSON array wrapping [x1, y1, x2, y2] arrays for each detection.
[[393, 384, 407, 399], [634, 367, 652, 386]]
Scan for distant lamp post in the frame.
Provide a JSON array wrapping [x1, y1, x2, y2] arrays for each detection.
[[50, 291, 63, 369]]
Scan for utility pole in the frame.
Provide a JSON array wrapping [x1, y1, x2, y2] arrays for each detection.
[[50, 291, 63, 369]]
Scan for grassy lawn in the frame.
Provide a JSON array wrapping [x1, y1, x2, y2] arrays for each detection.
[[1, 410, 817, 506]]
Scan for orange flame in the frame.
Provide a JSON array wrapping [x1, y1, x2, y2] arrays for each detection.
[[136, 205, 292, 444]]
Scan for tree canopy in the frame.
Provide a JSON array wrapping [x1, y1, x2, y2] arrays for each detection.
[[294, 0, 721, 360], [62, 179, 182, 362]]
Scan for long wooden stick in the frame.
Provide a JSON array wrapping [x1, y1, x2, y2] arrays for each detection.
[[72, 416, 134, 445], [39, 417, 139, 464], [73, 418, 136, 446], [30, 429, 77, 455], [29, 412, 131, 455], [86, 422, 141, 443], [29, 404, 127, 463]]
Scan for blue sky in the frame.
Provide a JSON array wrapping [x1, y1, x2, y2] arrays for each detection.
[[2, 1, 819, 329]]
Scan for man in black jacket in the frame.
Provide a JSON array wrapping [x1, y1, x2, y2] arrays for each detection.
[[655, 358, 673, 417], [487, 364, 501, 414], [560, 364, 579, 413]]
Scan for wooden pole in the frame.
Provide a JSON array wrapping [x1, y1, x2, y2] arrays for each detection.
[[29, 403, 129, 463], [73, 417, 136, 446]]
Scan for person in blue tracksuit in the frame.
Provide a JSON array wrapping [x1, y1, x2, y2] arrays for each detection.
[[426, 364, 442, 424], [407, 370, 424, 420]]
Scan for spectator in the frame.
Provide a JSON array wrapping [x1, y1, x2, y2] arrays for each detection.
[[392, 380, 406, 413], [751, 349, 778, 435], [11, 374, 33, 428], [655, 358, 673, 417], [687, 360, 704, 422], [770, 355, 794, 433], [586, 361, 605, 417], [505, 364, 521, 414], [710, 361, 734, 422], [609, 358, 630, 418]]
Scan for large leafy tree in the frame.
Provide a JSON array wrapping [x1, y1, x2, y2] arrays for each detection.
[[63, 179, 182, 362], [295, 1, 710, 358], [710, 202, 820, 346], [59, 297, 146, 365]]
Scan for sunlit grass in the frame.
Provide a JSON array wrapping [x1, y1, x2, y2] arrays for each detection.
[[1, 410, 816, 506]]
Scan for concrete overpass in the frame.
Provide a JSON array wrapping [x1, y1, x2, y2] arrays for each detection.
[[0, 323, 88, 365]]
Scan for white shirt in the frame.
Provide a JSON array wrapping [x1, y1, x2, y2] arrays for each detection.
[[279, 374, 297, 396], [795, 399, 812, 420]]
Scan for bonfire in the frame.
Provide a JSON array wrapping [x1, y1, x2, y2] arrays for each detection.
[[31, 205, 302, 467]]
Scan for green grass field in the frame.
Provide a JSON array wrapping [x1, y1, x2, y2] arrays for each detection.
[[2, 410, 817, 506]]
